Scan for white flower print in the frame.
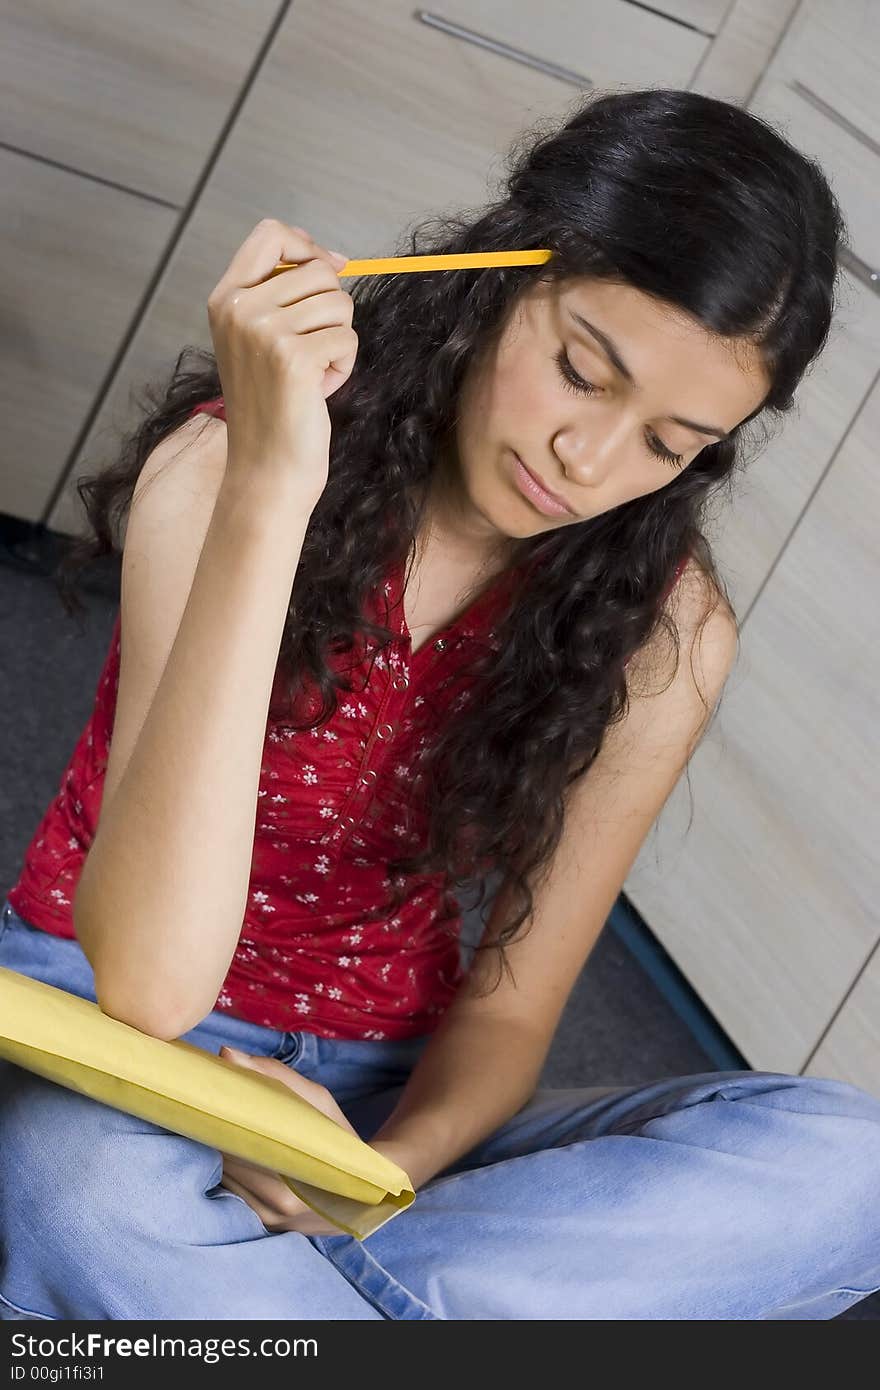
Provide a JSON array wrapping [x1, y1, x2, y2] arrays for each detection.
[[294, 994, 311, 1013], [48, 889, 70, 906], [216, 991, 234, 1009], [295, 892, 320, 905], [338, 956, 351, 967], [327, 986, 343, 1000], [319, 806, 336, 819], [363, 1029, 387, 1040], [301, 765, 318, 785], [322, 730, 338, 741], [340, 703, 358, 718], [313, 856, 331, 875]]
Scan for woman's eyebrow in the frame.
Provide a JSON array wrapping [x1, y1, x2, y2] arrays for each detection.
[[566, 308, 731, 440]]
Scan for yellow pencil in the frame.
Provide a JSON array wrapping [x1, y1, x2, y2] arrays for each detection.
[[269, 249, 554, 279]]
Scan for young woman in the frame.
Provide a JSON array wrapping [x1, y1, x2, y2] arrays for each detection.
[[1, 87, 878, 1321]]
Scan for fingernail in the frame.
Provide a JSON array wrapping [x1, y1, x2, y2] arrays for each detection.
[[221, 1046, 248, 1061], [329, 250, 349, 266]]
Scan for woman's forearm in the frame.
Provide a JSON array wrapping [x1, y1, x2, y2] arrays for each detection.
[[369, 1009, 551, 1189], [75, 471, 314, 1039]]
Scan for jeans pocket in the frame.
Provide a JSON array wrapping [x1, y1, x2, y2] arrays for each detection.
[[206, 1182, 274, 1238]]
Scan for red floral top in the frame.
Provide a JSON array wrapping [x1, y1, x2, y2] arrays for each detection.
[[7, 396, 690, 1039]]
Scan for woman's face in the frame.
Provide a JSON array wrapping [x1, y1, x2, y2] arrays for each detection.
[[434, 276, 770, 553]]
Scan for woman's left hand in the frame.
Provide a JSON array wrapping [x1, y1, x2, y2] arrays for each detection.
[[216, 1046, 361, 1237]]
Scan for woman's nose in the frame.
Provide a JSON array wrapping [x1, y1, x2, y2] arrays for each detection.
[[555, 420, 627, 482]]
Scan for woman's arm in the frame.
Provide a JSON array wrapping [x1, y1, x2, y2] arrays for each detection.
[[371, 583, 738, 1189], [370, 1008, 550, 1189], [76, 443, 316, 1040]]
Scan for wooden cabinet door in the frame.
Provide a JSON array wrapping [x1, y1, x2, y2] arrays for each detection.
[[626, 341, 880, 1075], [805, 946, 880, 1099], [0, 1, 279, 524]]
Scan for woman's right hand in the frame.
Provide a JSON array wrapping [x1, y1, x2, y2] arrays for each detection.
[[206, 218, 356, 510]]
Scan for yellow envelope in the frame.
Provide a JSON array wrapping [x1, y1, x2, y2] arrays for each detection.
[[0, 966, 414, 1240]]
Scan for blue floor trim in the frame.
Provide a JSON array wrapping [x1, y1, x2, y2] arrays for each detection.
[[611, 894, 752, 1072]]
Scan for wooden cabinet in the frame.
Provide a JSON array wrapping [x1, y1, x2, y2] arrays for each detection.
[[805, 945, 880, 1098], [0, 0, 279, 523], [0, 149, 175, 522], [748, 0, 880, 272], [626, 330, 880, 1074], [627, 1, 880, 1077]]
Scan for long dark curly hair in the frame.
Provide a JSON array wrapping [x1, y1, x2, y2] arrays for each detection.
[[55, 87, 846, 996]]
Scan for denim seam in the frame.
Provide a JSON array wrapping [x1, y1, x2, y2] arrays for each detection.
[[315, 1236, 438, 1319], [0, 1286, 57, 1321]]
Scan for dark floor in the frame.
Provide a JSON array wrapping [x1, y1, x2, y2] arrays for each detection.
[[0, 526, 875, 1319]]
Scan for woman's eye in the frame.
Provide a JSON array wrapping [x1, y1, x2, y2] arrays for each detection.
[[554, 347, 598, 399], [552, 348, 685, 471]]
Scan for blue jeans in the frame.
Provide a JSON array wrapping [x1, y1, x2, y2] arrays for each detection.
[[1, 896, 879, 1320]]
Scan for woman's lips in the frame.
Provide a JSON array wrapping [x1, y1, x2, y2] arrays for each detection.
[[512, 452, 574, 517]]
